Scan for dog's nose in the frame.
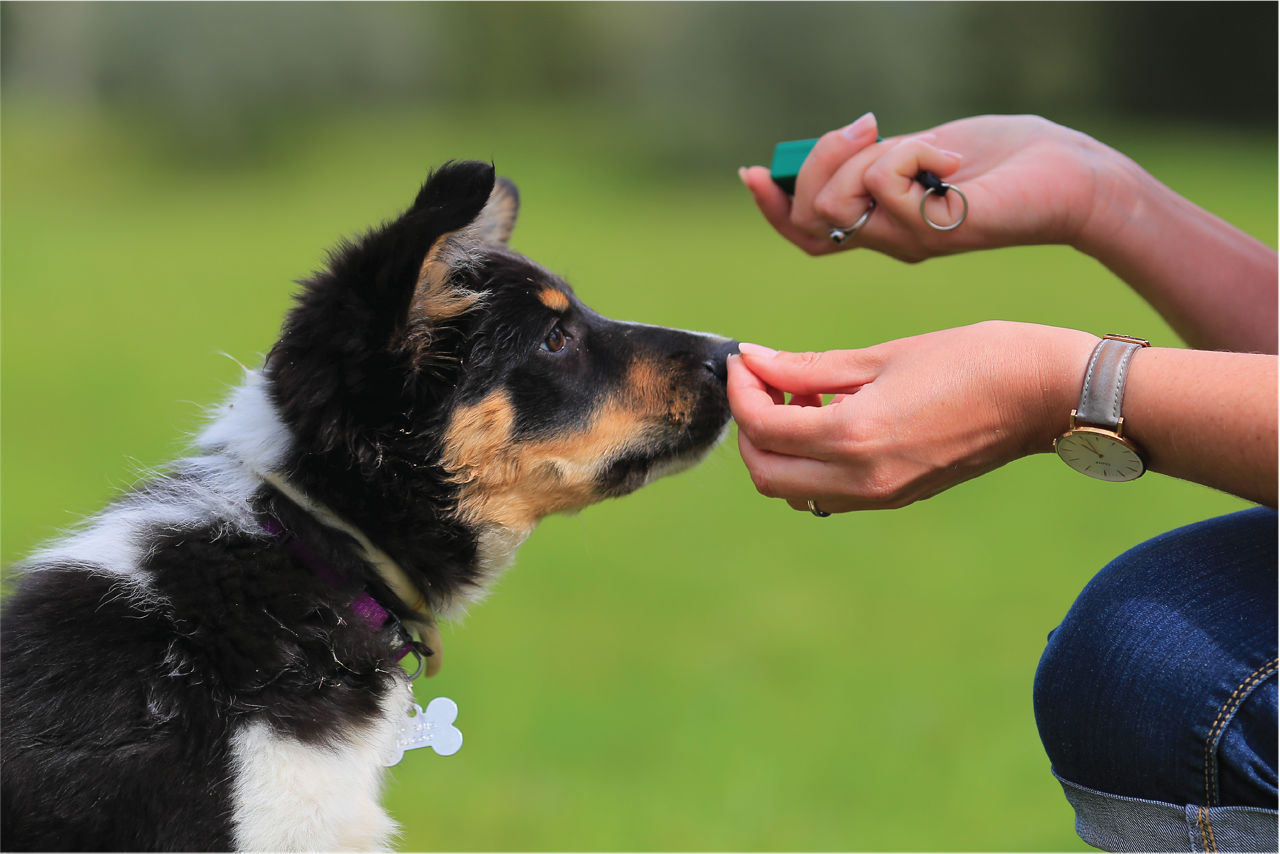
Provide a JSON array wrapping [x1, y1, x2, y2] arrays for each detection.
[[703, 339, 740, 384]]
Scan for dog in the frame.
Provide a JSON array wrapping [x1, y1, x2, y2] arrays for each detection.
[[0, 161, 737, 851]]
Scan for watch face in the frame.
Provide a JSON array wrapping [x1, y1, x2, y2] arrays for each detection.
[[1055, 429, 1145, 482]]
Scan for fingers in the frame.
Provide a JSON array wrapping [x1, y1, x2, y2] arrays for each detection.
[[790, 112, 879, 218], [862, 137, 965, 230], [744, 131, 966, 253], [730, 344, 900, 514], [738, 429, 876, 515], [804, 134, 928, 235], [739, 112, 880, 256], [727, 344, 884, 463], [727, 354, 839, 457], [735, 424, 846, 501], [736, 343, 879, 396]]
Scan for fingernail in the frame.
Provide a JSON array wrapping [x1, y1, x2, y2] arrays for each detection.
[[938, 148, 964, 159], [738, 342, 779, 359], [840, 111, 876, 143], [737, 167, 750, 187]]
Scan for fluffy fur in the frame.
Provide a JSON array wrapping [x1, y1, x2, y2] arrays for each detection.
[[1, 162, 736, 852]]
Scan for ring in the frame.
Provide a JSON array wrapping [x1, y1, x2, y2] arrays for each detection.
[[920, 184, 968, 231], [828, 200, 876, 244], [807, 499, 831, 518]]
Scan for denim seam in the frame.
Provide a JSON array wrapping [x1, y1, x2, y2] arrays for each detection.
[[1202, 657, 1279, 813], [1195, 804, 1216, 853]]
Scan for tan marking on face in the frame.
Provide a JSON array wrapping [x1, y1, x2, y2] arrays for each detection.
[[440, 357, 697, 534], [537, 287, 570, 314], [621, 355, 697, 428]]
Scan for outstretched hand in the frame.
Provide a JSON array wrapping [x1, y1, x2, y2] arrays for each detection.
[[726, 323, 1098, 513]]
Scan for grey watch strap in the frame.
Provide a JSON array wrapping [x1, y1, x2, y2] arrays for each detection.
[[1076, 337, 1147, 430]]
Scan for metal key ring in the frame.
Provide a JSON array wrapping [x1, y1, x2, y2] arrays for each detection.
[[920, 183, 968, 231]]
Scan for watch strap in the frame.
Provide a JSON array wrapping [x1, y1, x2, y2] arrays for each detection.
[[1076, 336, 1148, 430]]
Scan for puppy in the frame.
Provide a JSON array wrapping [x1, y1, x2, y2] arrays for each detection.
[[0, 162, 737, 851]]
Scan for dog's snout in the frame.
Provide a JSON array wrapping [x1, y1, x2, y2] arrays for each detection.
[[703, 339, 740, 384]]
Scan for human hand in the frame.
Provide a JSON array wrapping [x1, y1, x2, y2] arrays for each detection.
[[727, 322, 1098, 513], [739, 114, 1113, 261]]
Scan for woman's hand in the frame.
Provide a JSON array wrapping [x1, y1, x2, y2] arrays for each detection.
[[727, 322, 1098, 512], [739, 114, 1112, 262], [741, 112, 1277, 352]]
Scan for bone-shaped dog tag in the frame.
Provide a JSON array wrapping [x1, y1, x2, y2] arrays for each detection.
[[384, 697, 462, 766]]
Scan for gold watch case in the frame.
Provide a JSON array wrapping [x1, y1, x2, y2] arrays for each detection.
[[1054, 414, 1146, 482]]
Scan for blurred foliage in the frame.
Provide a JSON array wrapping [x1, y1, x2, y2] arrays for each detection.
[[1, 3, 1276, 852], [2, 2, 1275, 172]]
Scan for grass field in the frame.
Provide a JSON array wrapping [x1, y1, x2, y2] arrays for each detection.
[[2, 101, 1272, 850]]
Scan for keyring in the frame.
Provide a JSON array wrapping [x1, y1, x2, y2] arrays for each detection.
[[919, 182, 968, 231]]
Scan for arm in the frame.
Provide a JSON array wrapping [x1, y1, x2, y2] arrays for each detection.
[[1076, 156, 1278, 354], [728, 323, 1277, 512], [740, 115, 1278, 353], [1119, 347, 1276, 504]]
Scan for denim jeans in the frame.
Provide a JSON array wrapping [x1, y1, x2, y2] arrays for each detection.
[[1034, 507, 1278, 852]]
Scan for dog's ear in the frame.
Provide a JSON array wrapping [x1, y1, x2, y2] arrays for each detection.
[[458, 176, 519, 248], [311, 160, 499, 338], [269, 161, 511, 463], [412, 175, 519, 330], [406, 163, 518, 249]]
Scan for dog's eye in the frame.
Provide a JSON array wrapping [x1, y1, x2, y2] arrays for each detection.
[[543, 323, 567, 353]]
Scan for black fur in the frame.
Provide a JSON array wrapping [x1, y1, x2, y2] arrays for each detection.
[[1, 161, 735, 851]]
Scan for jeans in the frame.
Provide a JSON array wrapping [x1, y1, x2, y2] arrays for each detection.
[[1034, 507, 1278, 852]]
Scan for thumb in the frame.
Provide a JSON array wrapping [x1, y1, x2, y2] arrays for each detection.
[[737, 342, 880, 396]]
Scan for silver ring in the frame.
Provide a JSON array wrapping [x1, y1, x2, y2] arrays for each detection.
[[920, 184, 968, 231], [807, 499, 831, 518], [828, 200, 876, 244]]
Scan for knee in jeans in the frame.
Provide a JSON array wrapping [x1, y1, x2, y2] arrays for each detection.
[[1033, 511, 1278, 806], [1031, 568, 1177, 802]]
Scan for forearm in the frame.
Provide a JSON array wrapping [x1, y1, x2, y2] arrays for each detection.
[[1076, 149, 1278, 355], [1125, 348, 1277, 506], [728, 322, 1277, 513]]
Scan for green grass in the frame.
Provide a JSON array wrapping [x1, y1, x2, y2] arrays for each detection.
[[2, 101, 1272, 851]]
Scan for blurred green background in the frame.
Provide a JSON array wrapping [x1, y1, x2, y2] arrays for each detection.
[[2, 3, 1275, 851]]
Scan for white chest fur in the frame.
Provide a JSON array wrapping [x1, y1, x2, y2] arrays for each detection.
[[227, 680, 410, 852]]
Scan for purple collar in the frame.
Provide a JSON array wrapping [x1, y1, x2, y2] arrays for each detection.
[[260, 516, 423, 672]]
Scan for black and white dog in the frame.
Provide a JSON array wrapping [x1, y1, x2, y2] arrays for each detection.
[[1, 162, 737, 851]]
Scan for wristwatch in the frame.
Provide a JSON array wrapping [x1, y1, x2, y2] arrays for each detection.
[[1054, 334, 1150, 482]]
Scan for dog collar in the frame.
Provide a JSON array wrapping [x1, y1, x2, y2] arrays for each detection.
[[259, 471, 442, 679]]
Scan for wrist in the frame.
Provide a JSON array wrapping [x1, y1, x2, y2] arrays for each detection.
[[1069, 141, 1162, 261], [1024, 325, 1102, 454]]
